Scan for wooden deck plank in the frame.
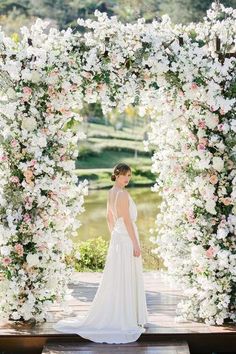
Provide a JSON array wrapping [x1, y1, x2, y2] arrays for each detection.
[[0, 271, 235, 336], [42, 340, 190, 354]]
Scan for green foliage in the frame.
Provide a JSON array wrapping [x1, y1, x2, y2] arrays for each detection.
[[66, 236, 163, 271], [132, 166, 156, 180], [226, 79, 236, 99], [78, 145, 98, 159], [68, 237, 109, 271]]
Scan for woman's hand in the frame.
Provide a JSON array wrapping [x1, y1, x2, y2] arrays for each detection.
[[133, 241, 141, 257]]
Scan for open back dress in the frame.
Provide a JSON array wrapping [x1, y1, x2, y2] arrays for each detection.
[[53, 189, 148, 344]]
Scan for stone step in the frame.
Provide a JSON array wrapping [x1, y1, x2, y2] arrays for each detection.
[[42, 340, 190, 354]]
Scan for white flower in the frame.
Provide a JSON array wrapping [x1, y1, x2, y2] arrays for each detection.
[[205, 114, 219, 129], [11, 311, 21, 320], [75, 251, 81, 260], [26, 254, 40, 267], [212, 156, 224, 172], [217, 227, 229, 239], [31, 71, 41, 83], [0, 246, 11, 256], [205, 199, 217, 214], [6, 87, 17, 99], [21, 117, 37, 131]]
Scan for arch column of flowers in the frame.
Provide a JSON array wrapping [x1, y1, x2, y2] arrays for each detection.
[[147, 4, 236, 325], [0, 2, 235, 325]]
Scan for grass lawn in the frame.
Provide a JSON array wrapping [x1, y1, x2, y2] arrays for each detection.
[[76, 149, 152, 169], [76, 122, 155, 188]]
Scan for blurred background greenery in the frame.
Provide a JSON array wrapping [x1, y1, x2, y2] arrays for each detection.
[[1, 0, 234, 271], [73, 105, 162, 271], [0, 0, 235, 35]]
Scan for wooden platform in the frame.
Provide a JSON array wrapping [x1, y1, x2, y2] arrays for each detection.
[[0, 271, 235, 354], [42, 340, 190, 353]]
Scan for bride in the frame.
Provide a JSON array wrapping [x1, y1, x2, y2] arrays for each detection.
[[53, 162, 148, 343]]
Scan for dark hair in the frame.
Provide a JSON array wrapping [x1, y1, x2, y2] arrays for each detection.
[[111, 163, 131, 181]]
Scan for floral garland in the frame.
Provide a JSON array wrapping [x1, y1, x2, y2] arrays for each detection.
[[147, 3, 236, 325], [0, 2, 235, 324], [0, 21, 88, 321]]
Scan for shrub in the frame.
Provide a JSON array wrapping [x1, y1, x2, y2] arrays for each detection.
[[67, 237, 109, 272]]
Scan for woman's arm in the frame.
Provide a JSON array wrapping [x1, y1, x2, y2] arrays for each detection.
[[116, 191, 141, 257], [106, 199, 114, 233]]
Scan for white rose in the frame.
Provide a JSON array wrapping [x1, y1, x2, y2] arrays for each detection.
[[205, 199, 217, 214], [0, 246, 11, 256], [46, 277, 58, 289], [31, 71, 41, 83], [205, 114, 219, 129], [212, 156, 224, 172], [191, 245, 205, 260], [26, 253, 40, 267], [75, 251, 81, 260], [217, 227, 229, 239], [21, 117, 37, 131], [6, 87, 17, 99], [11, 311, 21, 320], [37, 136, 47, 148]]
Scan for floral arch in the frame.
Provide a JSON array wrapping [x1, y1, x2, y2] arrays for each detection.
[[0, 2, 235, 326]]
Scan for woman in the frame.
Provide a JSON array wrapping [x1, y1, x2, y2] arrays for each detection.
[[54, 162, 148, 343]]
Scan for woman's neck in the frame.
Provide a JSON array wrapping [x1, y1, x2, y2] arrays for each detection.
[[113, 183, 124, 190]]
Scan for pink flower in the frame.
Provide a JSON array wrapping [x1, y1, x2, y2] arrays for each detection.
[[37, 244, 48, 251], [199, 137, 208, 145], [191, 82, 198, 90], [206, 246, 217, 259], [192, 100, 200, 107], [48, 86, 55, 95], [219, 109, 225, 115], [14, 244, 24, 256], [23, 213, 31, 223], [23, 87, 32, 96], [24, 196, 33, 209], [209, 175, 218, 185], [186, 211, 196, 223], [198, 120, 206, 129], [0, 155, 8, 162], [81, 71, 93, 79], [173, 165, 181, 173], [10, 176, 20, 184], [11, 139, 18, 148], [97, 83, 106, 92], [2, 257, 12, 266], [60, 155, 67, 161], [49, 69, 59, 77], [218, 123, 224, 131], [197, 143, 206, 151], [195, 266, 204, 273], [222, 197, 232, 206], [29, 159, 37, 167]]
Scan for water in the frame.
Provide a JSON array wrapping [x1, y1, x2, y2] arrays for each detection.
[[74, 187, 163, 270]]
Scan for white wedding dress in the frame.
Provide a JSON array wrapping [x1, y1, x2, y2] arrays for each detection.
[[53, 190, 148, 344]]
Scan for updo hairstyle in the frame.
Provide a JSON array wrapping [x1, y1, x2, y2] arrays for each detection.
[[111, 163, 131, 181]]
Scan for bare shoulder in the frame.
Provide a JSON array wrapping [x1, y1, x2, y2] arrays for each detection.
[[117, 189, 129, 201]]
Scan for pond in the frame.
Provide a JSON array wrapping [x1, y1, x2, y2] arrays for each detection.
[[73, 187, 164, 270]]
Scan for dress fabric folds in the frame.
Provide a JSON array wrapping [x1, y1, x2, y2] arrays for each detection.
[[53, 191, 148, 344]]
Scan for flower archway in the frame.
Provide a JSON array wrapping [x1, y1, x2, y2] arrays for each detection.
[[0, 2, 235, 325]]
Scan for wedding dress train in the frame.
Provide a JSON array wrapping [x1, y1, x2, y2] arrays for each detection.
[[53, 190, 148, 344]]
